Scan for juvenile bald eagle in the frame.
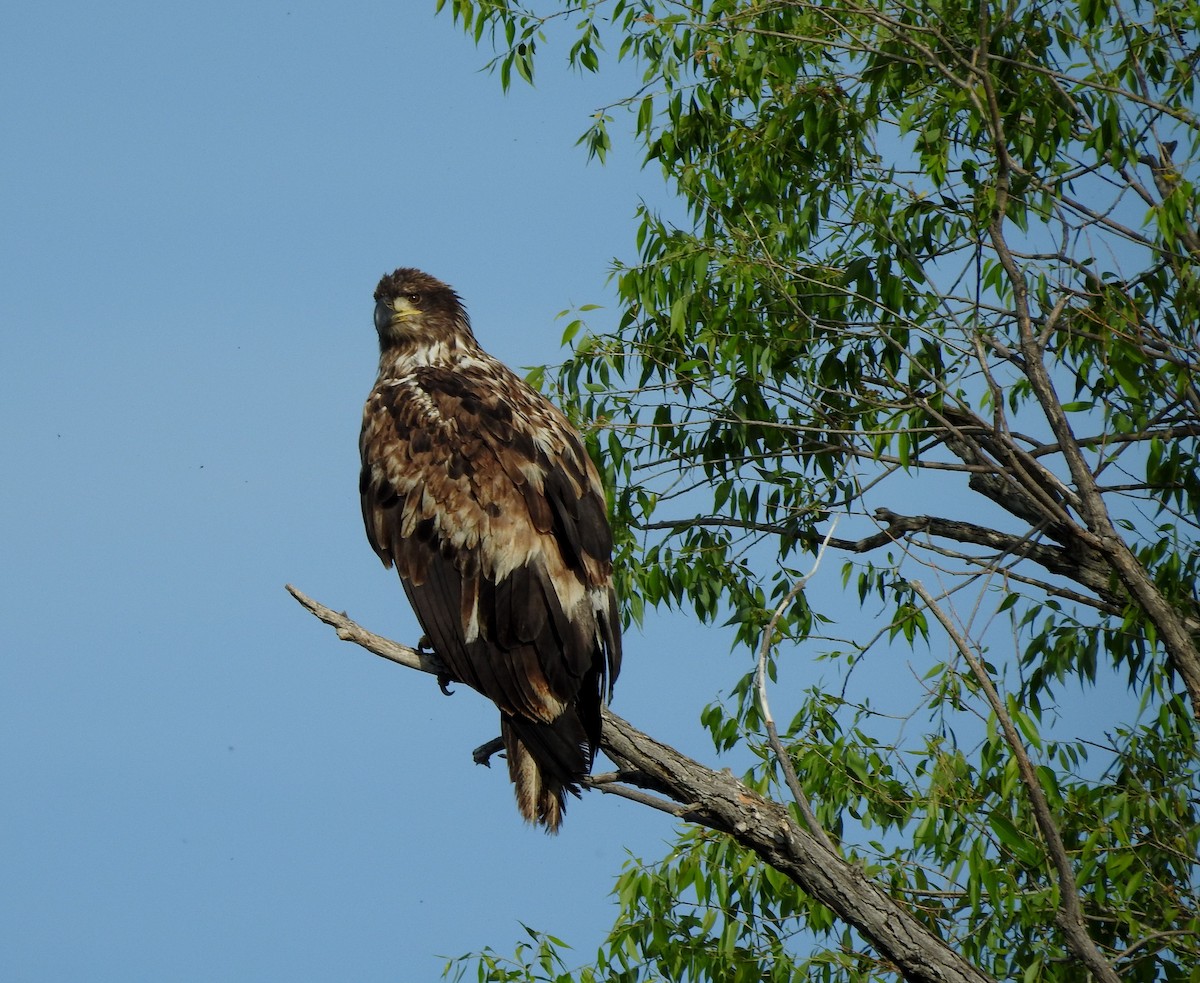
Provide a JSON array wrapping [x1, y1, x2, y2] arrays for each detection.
[[359, 268, 622, 832]]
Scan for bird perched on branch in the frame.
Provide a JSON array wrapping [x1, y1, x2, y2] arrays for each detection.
[[358, 268, 622, 831]]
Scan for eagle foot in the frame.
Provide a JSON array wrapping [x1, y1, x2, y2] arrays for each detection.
[[414, 635, 454, 695], [472, 736, 505, 767]]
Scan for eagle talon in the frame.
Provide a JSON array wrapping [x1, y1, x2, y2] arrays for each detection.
[[416, 635, 453, 694], [472, 736, 506, 767]]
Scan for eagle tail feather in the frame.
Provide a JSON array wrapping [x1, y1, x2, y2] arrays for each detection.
[[501, 711, 592, 833]]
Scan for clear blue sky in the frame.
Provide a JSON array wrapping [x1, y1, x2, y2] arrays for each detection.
[[1, 2, 735, 979]]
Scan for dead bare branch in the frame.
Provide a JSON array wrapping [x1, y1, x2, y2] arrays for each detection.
[[287, 582, 998, 983]]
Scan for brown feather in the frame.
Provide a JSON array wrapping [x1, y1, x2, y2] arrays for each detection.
[[359, 268, 621, 831]]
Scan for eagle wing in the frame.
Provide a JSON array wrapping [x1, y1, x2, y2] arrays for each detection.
[[359, 358, 621, 750]]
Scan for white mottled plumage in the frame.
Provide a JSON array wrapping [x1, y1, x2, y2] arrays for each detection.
[[359, 268, 621, 831]]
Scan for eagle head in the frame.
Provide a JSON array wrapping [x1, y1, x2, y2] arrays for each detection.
[[373, 268, 474, 354]]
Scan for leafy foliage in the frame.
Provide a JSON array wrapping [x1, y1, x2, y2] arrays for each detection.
[[436, 0, 1200, 980]]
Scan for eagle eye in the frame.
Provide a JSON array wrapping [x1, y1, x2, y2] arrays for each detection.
[[405, 292, 422, 305]]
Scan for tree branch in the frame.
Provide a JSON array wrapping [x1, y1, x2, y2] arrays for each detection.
[[754, 519, 840, 854], [286, 584, 448, 676], [911, 580, 1121, 983], [987, 165, 1200, 719], [638, 509, 1120, 607], [286, 583, 997, 983], [583, 770, 700, 818]]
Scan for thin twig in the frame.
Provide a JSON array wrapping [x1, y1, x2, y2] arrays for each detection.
[[754, 519, 841, 855], [1111, 928, 1198, 965], [584, 771, 700, 818]]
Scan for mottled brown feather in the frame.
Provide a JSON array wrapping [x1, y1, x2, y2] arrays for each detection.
[[359, 268, 621, 831]]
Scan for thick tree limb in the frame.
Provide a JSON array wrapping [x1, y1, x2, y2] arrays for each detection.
[[599, 713, 996, 983], [286, 583, 997, 983]]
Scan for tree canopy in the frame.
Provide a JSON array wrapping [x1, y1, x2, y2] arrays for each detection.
[[426, 1, 1200, 979]]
